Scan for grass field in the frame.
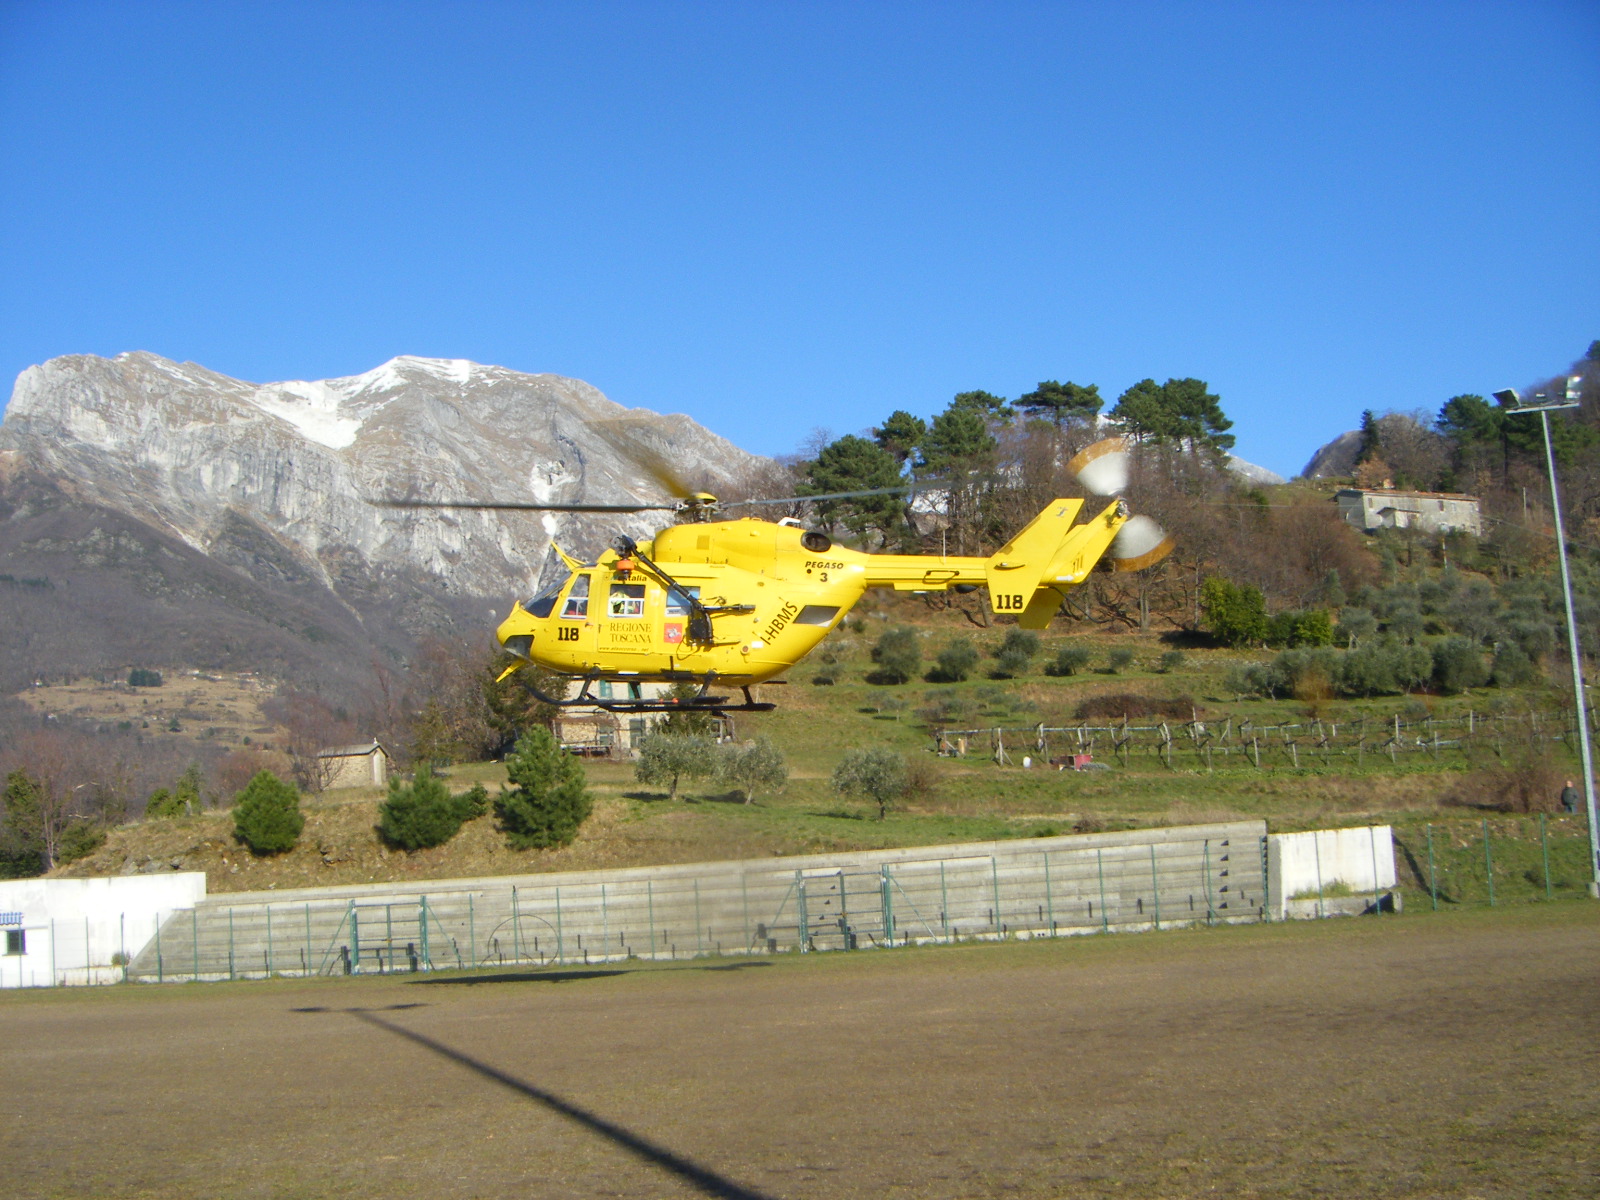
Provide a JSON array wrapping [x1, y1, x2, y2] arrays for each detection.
[[2, 902, 1595, 1199]]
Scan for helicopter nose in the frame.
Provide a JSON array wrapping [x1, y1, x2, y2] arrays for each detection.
[[496, 609, 536, 657]]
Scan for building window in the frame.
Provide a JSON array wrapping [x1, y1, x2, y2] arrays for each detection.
[[4, 929, 25, 955]]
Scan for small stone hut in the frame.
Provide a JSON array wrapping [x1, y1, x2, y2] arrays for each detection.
[[316, 740, 392, 789]]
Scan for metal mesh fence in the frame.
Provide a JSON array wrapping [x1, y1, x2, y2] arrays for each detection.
[[125, 823, 1267, 983]]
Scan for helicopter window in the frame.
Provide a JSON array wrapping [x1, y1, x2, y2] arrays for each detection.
[[665, 585, 700, 617], [794, 604, 840, 626], [524, 574, 570, 619], [560, 575, 590, 619], [800, 531, 832, 553], [607, 583, 646, 618]]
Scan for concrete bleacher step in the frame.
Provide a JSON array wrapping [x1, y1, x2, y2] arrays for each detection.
[[126, 822, 1267, 982]]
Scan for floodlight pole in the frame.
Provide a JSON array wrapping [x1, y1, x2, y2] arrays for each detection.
[[1501, 382, 1600, 895]]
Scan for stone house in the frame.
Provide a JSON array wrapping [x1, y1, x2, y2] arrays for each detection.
[[1335, 488, 1482, 537]]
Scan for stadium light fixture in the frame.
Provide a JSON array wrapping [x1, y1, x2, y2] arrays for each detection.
[[1498, 378, 1600, 896]]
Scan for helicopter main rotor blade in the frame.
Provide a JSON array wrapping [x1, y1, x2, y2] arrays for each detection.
[[729, 485, 913, 507], [371, 498, 678, 513]]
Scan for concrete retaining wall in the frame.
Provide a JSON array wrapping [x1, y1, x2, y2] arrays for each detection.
[[1266, 826, 1396, 919]]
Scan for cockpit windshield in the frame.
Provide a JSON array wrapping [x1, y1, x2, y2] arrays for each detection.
[[522, 572, 572, 619]]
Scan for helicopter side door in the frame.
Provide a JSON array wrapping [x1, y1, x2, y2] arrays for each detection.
[[596, 578, 658, 663]]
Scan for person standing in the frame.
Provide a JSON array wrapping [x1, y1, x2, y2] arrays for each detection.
[[1559, 780, 1580, 815]]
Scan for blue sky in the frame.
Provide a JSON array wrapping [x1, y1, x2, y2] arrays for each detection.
[[2, 1, 1596, 479]]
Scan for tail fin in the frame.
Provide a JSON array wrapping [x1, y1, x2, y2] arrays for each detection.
[[984, 497, 1127, 629]]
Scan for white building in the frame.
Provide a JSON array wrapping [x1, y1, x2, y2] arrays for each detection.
[[0, 873, 206, 988], [1335, 488, 1482, 537]]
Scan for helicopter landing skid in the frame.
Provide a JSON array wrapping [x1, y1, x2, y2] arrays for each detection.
[[525, 676, 776, 715]]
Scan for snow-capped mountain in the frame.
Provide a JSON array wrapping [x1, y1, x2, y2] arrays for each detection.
[[0, 352, 769, 692], [2, 352, 766, 597]]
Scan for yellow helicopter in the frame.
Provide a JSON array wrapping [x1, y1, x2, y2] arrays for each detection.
[[380, 438, 1171, 714]]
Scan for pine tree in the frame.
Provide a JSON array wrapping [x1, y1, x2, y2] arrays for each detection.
[[495, 729, 592, 849]]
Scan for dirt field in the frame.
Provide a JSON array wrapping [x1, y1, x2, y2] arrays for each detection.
[[2, 905, 1595, 1199]]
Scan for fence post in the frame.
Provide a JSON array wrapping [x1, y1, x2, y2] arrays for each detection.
[[228, 909, 235, 980], [266, 906, 273, 977], [693, 879, 703, 957], [1427, 825, 1438, 911], [512, 886, 522, 962], [1313, 833, 1325, 919], [1368, 826, 1382, 916], [1541, 813, 1552, 900], [1483, 818, 1496, 906], [648, 881, 657, 959], [940, 861, 950, 942], [154, 914, 162, 984], [1095, 849, 1109, 934], [351, 905, 361, 973], [191, 909, 200, 981], [468, 895, 476, 970], [1149, 845, 1161, 931], [739, 877, 748, 953], [882, 866, 895, 945], [50, 918, 57, 987], [1043, 852, 1054, 934], [419, 896, 430, 967], [556, 886, 564, 965], [1202, 841, 1215, 925], [991, 856, 1002, 937]]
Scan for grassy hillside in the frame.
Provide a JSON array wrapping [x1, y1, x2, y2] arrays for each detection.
[[53, 593, 1597, 896]]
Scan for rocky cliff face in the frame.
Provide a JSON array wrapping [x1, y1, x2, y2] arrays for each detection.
[[3, 352, 767, 596], [1301, 430, 1363, 479], [0, 353, 770, 692]]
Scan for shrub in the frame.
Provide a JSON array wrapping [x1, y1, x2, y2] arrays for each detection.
[[931, 638, 979, 682], [1491, 640, 1540, 688], [1338, 642, 1399, 697], [1200, 577, 1269, 647], [1106, 647, 1136, 674], [916, 689, 978, 727], [127, 667, 163, 687], [1224, 662, 1277, 700], [870, 628, 921, 684], [232, 771, 304, 855], [718, 737, 788, 804], [1432, 637, 1488, 694], [379, 765, 485, 851], [992, 629, 1040, 678], [1157, 650, 1186, 674], [1267, 610, 1334, 649], [831, 747, 908, 820], [496, 728, 592, 849], [144, 788, 185, 820], [173, 763, 204, 814], [1044, 645, 1092, 676], [1338, 607, 1377, 647], [634, 731, 718, 801], [56, 819, 104, 864]]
